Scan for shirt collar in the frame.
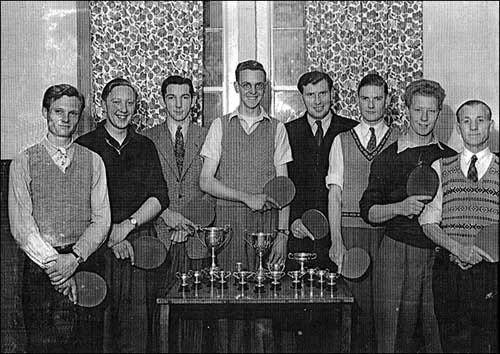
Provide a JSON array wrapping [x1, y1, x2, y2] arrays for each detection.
[[228, 106, 271, 122], [166, 118, 190, 139], [306, 111, 332, 131], [42, 135, 73, 156], [462, 146, 491, 164], [397, 134, 444, 154], [356, 119, 388, 139], [98, 120, 138, 145]]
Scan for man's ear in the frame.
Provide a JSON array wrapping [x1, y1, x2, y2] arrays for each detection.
[[234, 81, 239, 93], [42, 107, 48, 120]]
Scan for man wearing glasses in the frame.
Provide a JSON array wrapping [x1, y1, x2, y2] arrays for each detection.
[[200, 60, 292, 352]]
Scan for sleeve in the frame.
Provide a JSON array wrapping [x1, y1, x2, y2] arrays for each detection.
[[325, 135, 344, 189], [359, 153, 387, 224], [419, 159, 443, 225], [73, 152, 111, 260], [144, 140, 170, 210], [200, 118, 222, 164], [8, 151, 58, 268], [274, 122, 293, 167]]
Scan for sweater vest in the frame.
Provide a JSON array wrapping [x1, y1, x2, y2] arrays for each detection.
[[28, 143, 93, 247], [340, 127, 398, 228], [441, 154, 499, 248], [216, 114, 277, 207]]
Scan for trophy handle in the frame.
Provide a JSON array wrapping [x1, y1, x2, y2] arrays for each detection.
[[196, 230, 207, 249], [311, 254, 317, 260], [287, 253, 293, 259], [220, 225, 232, 249]]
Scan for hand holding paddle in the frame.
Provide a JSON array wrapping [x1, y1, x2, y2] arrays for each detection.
[[131, 236, 167, 269], [301, 209, 329, 240], [405, 163, 439, 219], [291, 218, 314, 240], [263, 176, 296, 209], [73, 271, 107, 307], [244, 193, 279, 212], [179, 198, 216, 231]]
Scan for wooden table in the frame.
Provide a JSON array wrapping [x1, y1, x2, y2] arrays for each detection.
[[157, 276, 354, 353]]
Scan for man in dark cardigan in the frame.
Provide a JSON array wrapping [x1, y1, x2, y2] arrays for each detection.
[[284, 71, 357, 352]]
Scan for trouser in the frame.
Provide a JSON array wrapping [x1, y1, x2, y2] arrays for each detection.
[[433, 248, 498, 353], [373, 237, 442, 353], [22, 244, 106, 353]]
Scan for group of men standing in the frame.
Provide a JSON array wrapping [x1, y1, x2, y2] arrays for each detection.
[[8, 59, 497, 353]]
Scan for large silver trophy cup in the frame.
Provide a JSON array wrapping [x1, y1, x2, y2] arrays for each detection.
[[244, 231, 277, 279], [197, 225, 231, 271]]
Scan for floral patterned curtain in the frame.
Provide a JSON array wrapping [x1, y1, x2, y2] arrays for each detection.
[[306, 1, 423, 128], [89, 1, 204, 130]]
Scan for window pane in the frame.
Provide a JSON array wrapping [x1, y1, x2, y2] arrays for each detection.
[[203, 31, 223, 87], [203, 1, 222, 28], [203, 91, 223, 127], [274, 91, 305, 123], [273, 30, 306, 86], [273, 1, 305, 28]]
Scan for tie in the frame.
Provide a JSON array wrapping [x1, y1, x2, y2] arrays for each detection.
[[54, 148, 69, 172], [315, 120, 323, 147], [467, 155, 478, 182], [367, 127, 377, 152], [174, 126, 185, 175]]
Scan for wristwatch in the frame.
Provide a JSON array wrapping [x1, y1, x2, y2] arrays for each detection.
[[277, 229, 290, 237], [70, 250, 84, 264], [128, 216, 138, 229]]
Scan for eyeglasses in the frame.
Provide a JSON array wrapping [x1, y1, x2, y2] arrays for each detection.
[[238, 81, 266, 92]]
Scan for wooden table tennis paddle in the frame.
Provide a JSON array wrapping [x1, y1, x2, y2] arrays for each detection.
[[301, 209, 329, 240], [180, 198, 216, 228], [406, 163, 439, 201], [131, 236, 167, 269], [474, 223, 499, 263], [74, 271, 107, 308], [263, 176, 296, 208], [341, 247, 371, 279]]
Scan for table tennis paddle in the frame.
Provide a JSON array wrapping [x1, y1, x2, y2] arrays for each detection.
[[301, 209, 329, 240], [74, 271, 107, 308], [474, 223, 498, 263], [406, 163, 439, 201], [180, 198, 216, 228], [291, 218, 307, 239], [131, 236, 167, 269], [263, 176, 296, 208], [341, 247, 371, 279]]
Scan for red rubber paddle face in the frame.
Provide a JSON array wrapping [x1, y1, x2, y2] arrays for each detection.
[[132, 236, 167, 269], [406, 164, 439, 202], [263, 176, 296, 208], [181, 198, 215, 227], [74, 271, 107, 308], [301, 209, 329, 240]]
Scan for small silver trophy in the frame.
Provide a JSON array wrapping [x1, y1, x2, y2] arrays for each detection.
[[265, 262, 285, 289], [287, 270, 305, 288], [176, 272, 192, 292], [197, 225, 231, 272], [233, 270, 255, 290], [288, 252, 317, 274]]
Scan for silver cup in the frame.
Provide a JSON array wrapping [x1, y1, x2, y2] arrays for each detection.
[[197, 225, 231, 271], [288, 252, 317, 274], [244, 231, 277, 278]]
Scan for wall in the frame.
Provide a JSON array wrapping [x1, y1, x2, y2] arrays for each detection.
[[423, 1, 499, 152], [1, 1, 78, 160]]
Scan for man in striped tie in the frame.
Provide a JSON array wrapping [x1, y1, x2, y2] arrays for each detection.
[[421, 99, 498, 353]]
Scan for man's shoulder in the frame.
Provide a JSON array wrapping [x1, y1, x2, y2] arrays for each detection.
[[140, 123, 163, 140], [76, 128, 99, 147], [438, 142, 458, 157], [285, 115, 306, 130]]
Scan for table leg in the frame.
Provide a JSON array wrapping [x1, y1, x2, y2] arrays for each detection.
[[160, 304, 170, 353], [340, 304, 352, 353]]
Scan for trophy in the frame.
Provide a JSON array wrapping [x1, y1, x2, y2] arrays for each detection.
[[197, 225, 231, 272], [215, 270, 232, 288], [305, 268, 317, 287], [188, 270, 203, 288], [265, 262, 285, 290], [325, 271, 339, 292], [316, 269, 329, 287], [288, 252, 317, 274], [176, 272, 191, 292], [287, 270, 304, 289], [233, 270, 255, 290], [202, 267, 218, 286], [244, 231, 277, 279], [254, 272, 267, 293]]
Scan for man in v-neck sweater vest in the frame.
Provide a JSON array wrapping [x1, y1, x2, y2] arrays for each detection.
[[421, 100, 498, 353], [360, 79, 456, 353], [326, 73, 399, 352]]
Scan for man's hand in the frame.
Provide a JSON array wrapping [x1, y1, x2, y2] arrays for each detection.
[[244, 193, 279, 212], [163, 209, 196, 233], [54, 277, 77, 304], [107, 221, 134, 248], [329, 239, 346, 274], [474, 245, 494, 263], [268, 233, 287, 265], [111, 240, 135, 265], [453, 244, 483, 265], [44, 253, 79, 286], [397, 195, 432, 218], [291, 219, 314, 240], [171, 230, 189, 243]]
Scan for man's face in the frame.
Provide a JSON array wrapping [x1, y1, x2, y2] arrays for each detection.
[[301, 79, 331, 120], [357, 85, 388, 124], [103, 85, 137, 130], [163, 84, 193, 123], [43, 95, 81, 139], [457, 104, 493, 152], [234, 69, 266, 110], [408, 95, 440, 138]]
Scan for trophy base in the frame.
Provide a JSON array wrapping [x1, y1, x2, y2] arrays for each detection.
[[217, 282, 229, 289], [270, 283, 282, 291], [305, 280, 315, 287], [178, 285, 190, 292], [290, 281, 302, 289], [237, 283, 249, 290], [254, 284, 266, 293]]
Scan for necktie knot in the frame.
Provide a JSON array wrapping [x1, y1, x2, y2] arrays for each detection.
[[174, 126, 185, 174], [367, 127, 377, 152], [467, 154, 478, 182], [315, 120, 323, 147]]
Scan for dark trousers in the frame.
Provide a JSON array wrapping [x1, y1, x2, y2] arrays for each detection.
[[433, 249, 498, 353], [22, 245, 106, 353]]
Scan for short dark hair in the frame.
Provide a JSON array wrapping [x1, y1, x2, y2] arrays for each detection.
[[456, 100, 492, 122], [297, 71, 333, 94], [357, 73, 388, 96], [161, 75, 195, 98], [42, 84, 85, 114], [101, 78, 138, 101], [403, 79, 446, 109], [235, 60, 267, 82]]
